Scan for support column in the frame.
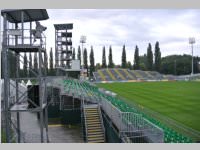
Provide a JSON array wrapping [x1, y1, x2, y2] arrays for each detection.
[[2, 13, 10, 143], [38, 46, 44, 143], [15, 22, 21, 143], [21, 11, 24, 45]]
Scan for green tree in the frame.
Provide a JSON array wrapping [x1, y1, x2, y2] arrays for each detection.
[[146, 43, 153, 71], [160, 55, 200, 75], [127, 61, 132, 70], [44, 52, 48, 75], [154, 41, 161, 72], [29, 52, 33, 77], [34, 53, 38, 74], [133, 45, 140, 70], [102, 46, 107, 68], [8, 51, 16, 78], [139, 54, 147, 71], [96, 63, 101, 70], [49, 48, 54, 75], [77, 46, 81, 64], [23, 53, 28, 77], [83, 48, 88, 76], [72, 48, 76, 60], [89, 46, 95, 77], [108, 46, 114, 68], [121, 45, 127, 68]]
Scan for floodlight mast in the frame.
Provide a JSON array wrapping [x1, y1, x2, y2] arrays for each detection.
[[80, 35, 86, 69], [189, 37, 195, 76]]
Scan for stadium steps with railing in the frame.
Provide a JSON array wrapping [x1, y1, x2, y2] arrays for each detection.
[[127, 70, 137, 80], [144, 71, 155, 79], [131, 70, 143, 79], [114, 68, 126, 80], [97, 70, 106, 81], [123, 69, 136, 80], [106, 69, 116, 81], [63, 79, 193, 143], [84, 105, 105, 143]]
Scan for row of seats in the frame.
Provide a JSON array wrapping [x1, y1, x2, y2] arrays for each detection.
[[93, 68, 164, 82], [62, 79, 193, 143]]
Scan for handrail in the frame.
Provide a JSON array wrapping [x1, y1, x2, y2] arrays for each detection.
[[83, 105, 88, 142], [98, 104, 105, 141]]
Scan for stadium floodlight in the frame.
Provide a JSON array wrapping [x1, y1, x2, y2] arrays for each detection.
[[80, 35, 86, 68], [189, 37, 195, 76]]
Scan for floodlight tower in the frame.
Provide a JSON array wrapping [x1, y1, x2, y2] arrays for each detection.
[[80, 35, 86, 69], [189, 37, 195, 76]]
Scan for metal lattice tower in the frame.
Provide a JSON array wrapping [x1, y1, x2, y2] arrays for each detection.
[[54, 23, 73, 75], [1, 9, 49, 143]]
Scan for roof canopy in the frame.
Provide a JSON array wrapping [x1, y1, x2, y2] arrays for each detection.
[[1, 9, 49, 23], [54, 23, 73, 30]]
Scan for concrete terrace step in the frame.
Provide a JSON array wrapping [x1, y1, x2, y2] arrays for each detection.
[[88, 139, 105, 143], [114, 68, 126, 80]]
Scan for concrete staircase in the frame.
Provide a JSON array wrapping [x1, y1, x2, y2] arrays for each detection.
[[114, 68, 126, 80], [97, 70, 106, 81], [84, 105, 105, 143], [106, 69, 116, 81], [132, 70, 143, 79], [124, 69, 136, 80]]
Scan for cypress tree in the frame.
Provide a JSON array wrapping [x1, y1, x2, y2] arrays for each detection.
[[44, 52, 48, 75], [102, 46, 107, 68], [108, 46, 114, 68], [133, 45, 140, 70], [8, 51, 15, 78], [29, 52, 32, 77], [146, 43, 153, 71], [127, 61, 132, 70], [77, 46, 81, 64], [83, 48, 88, 76], [121, 45, 127, 68], [49, 48, 53, 75], [154, 41, 161, 72], [89, 46, 95, 77], [23, 53, 28, 77], [72, 48, 76, 60], [34, 53, 38, 74]]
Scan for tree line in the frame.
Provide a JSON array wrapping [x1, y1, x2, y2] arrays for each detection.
[[1, 41, 200, 79], [95, 41, 162, 72]]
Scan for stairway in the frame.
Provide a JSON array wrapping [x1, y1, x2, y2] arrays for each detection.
[[106, 69, 116, 81], [97, 70, 106, 81], [114, 68, 126, 80], [84, 105, 105, 143], [132, 70, 143, 79], [123, 69, 135, 80], [145, 71, 155, 79]]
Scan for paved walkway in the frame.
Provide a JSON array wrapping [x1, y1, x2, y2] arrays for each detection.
[[16, 112, 83, 143]]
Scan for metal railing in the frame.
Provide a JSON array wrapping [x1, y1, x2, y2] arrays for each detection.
[[100, 97, 164, 143], [5, 29, 46, 50], [98, 104, 106, 141]]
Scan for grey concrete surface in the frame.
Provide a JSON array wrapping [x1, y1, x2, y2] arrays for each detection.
[[16, 112, 83, 143]]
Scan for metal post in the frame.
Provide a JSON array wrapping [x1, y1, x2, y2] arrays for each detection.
[[191, 44, 194, 75], [15, 22, 21, 143], [39, 38, 44, 143], [189, 37, 195, 76], [82, 43, 84, 69], [30, 22, 32, 45], [2, 13, 10, 143], [21, 11, 24, 45]]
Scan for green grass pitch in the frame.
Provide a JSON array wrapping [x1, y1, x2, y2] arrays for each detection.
[[97, 81, 200, 132]]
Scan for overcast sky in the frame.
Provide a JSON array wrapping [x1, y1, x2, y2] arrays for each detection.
[[2, 9, 200, 65]]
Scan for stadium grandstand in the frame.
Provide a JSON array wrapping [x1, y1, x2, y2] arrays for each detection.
[[93, 68, 166, 82], [93, 68, 200, 82]]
